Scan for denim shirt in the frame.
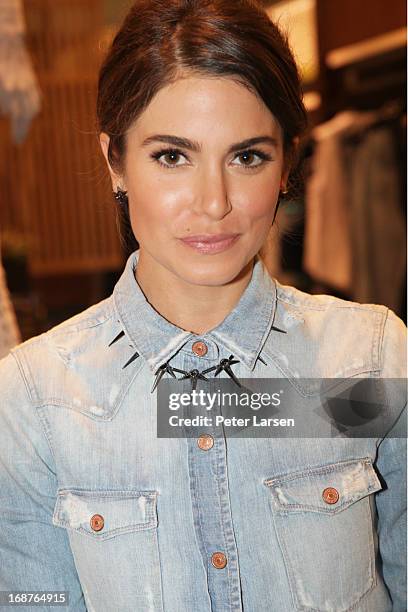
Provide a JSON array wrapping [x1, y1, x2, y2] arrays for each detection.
[[0, 251, 406, 612]]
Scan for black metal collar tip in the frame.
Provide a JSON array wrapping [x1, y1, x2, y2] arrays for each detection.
[[108, 330, 125, 346], [108, 329, 140, 370], [271, 324, 287, 334], [122, 351, 140, 369]]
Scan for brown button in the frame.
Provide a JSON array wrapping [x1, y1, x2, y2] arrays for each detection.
[[197, 434, 214, 451], [90, 514, 104, 531], [322, 487, 340, 504], [192, 341, 208, 357], [211, 552, 227, 569]]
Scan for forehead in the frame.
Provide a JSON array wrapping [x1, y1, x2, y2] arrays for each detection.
[[127, 75, 282, 141]]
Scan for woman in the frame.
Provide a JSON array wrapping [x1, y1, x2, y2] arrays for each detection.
[[0, 1, 406, 611]]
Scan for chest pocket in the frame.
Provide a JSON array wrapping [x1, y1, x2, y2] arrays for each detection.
[[264, 458, 382, 612], [53, 489, 164, 611]]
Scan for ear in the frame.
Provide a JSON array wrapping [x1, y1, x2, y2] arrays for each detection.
[[99, 132, 126, 191], [280, 167, 290, 191]]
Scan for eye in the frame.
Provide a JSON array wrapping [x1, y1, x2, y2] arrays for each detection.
[[232, 149, 273, 169], [150, 148, 189, 168], [150, 146, 273, 170]]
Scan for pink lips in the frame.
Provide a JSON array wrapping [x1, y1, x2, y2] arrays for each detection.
[[179, 233, 240, 254]]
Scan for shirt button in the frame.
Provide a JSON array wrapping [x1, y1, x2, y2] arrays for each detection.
[[90, 514, 104, 531], [322, 487, 340, 504], [197, 434, 214, 451], [192, 341, 208, 357], [211, 552, 227, 569]]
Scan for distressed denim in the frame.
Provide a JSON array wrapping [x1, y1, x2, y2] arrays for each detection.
[[0, 250, 406, 612]]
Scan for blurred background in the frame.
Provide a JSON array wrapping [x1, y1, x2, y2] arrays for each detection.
[[0, 0, 406, 357]]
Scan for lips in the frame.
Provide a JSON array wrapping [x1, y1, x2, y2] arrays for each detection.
[[180, 234, 239, 244], [178, 233, 240, 254]]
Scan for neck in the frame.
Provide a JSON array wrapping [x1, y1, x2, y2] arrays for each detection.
[[134, 251, 255, 335]]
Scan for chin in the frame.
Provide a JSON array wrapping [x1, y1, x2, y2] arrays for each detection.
[[170, 253, 253, 287]]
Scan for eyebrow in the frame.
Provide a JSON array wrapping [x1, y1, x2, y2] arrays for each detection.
[[141, 134, 279, 153]]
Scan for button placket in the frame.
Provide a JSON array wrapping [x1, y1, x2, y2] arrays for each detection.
[[183, 351, 243, 611]]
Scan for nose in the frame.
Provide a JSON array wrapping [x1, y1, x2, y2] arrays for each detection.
[[192, 163, 232, 220]]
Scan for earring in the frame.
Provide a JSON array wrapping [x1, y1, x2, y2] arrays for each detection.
[[113, 187, 128, 205], [280, 185, 289, 195]]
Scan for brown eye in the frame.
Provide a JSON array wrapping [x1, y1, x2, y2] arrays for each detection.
[[163, 151, 181, 165], [239, 152, 256, 165], [233, 149, 272, 169], [151, 147, 189, 168]]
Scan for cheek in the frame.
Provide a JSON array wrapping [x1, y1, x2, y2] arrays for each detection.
[[233, 162, 283, 221], [128, 178, 185, 228], [237, 183, 280, 225]]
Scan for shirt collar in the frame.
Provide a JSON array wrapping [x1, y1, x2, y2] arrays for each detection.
[[113, 250, 286, 373]]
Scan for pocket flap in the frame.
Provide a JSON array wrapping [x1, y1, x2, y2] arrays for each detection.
[[53, 489, 158, 539], [264, 458, 382, 514]]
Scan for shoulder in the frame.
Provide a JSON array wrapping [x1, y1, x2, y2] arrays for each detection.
[[265, 278, 406, 378], [7, 294, 115, 358], [0, 295, 120, 408], [275, 277, 392, 316]]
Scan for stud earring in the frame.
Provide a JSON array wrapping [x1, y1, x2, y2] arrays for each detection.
[[113, 187, 128, 205]]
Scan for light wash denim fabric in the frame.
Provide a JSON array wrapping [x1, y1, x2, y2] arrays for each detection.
[[0, 250, 406, 612]]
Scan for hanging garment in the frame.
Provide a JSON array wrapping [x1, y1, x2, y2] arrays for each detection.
[[0, 0, 41, 143], [350, 126, 406, 313], [303, 109, 406, 310], [303, 111, 378, 293], [303, 125, 353, 293]]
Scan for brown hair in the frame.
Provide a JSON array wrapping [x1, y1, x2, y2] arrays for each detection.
[[97, 0, 308, 253]]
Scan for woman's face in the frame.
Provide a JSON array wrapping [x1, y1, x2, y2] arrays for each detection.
[[100, 75, 289, 287]]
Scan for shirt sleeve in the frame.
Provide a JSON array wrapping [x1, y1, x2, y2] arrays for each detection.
[[375, 308, 407, 611], [0, 351, 87, 611]]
